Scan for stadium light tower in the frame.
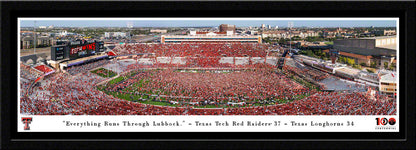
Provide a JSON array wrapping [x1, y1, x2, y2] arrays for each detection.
[[127, 22, 133, 43], [288, 22, 294, 52], [34, 20, 37, 54]]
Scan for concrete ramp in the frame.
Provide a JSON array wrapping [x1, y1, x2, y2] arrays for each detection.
[[235, 57, 249, 65], [219, 57, 234, 64], [138, 58, 155, 65], [172, 57, 186, 64], [157, 57, 171, 64], [251, 57, 265, 64], [265, 57, 278, 65]]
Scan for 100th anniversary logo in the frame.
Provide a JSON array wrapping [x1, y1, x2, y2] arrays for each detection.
[[375, 117, 396, 130]]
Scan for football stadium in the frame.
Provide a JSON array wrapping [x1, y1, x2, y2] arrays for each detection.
[[20, 39, 397, 115]]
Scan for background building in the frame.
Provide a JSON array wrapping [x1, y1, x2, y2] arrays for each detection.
[[150, 29, 168, 33], [219, 24, 236, 34], [261, 30, 319, 39], [20, 36, 53, 49], [333, 36, 396, 66], [21, 36, 34, 49], [248, 30, 258, 35], [104, 32, 130, 38], [261, 31, 288, 39], [161, 31, 261, 43], [374, 30, 396, 36], [59, 30, 68, 36], [379, 73, 397, 95]]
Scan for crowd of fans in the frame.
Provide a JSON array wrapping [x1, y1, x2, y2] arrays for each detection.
[[19, 43, 396, 116], [20, 66, 395, 115], [109, 43, 282, 68], [66, 59, 110, 75], [112, 43, 271, 57], [105, 69, 310, 104], [20, 72, 395, 115], [266, 92, 396, 115], [20, 63, 43, 97]]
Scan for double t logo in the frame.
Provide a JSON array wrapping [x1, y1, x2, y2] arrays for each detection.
[[21, 117, 32, 130]]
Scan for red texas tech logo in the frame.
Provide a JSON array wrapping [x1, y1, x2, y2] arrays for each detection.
[[22, 117, 33, 130]]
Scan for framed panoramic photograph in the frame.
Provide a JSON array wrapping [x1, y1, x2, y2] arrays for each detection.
[[1, 1, 415, 150]]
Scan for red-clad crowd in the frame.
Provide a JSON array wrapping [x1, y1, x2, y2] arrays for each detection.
[[265, 92, 396, 115], [20, 66, 395, 115], [112, 43, 271, 57], [20, 75, 396, 115], [104, 69, 310, 104], [66, 59, 110, 75], [20, 63, 43, 97], [19, 42, 396, 116]]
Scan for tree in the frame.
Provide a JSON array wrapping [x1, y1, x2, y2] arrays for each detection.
[[352, 64, 362, 70], [360, 63, 366, 67], [263, 37, 275, 43], [338, 56, 343, 63], [370, 61, 377, 68], [291, 36, 301, 41], [389, 62, 396, 70], [367, 68, 375, 73], [340, 56, 346, 63], [315, 49, 322, 56], [384, 62, 389, 69], [346, 58, 355, 65], [320, 52, 327, 60], [278, 38, 288, 44], [306, 50, 314, 57]]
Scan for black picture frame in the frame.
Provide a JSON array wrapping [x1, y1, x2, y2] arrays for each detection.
[[1, 1, 415, 150]]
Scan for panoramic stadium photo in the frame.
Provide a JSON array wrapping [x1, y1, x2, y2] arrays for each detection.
[[19, 18, 398, 115]]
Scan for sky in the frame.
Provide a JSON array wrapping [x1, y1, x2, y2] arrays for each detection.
[[19, 19, 397, 28]]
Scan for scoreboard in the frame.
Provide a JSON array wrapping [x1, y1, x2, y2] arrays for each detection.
[[51, 41, 105, 61], [51, 45, 66, 61], [97, 41, 105, 52], [69, 43, 96, 59]]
